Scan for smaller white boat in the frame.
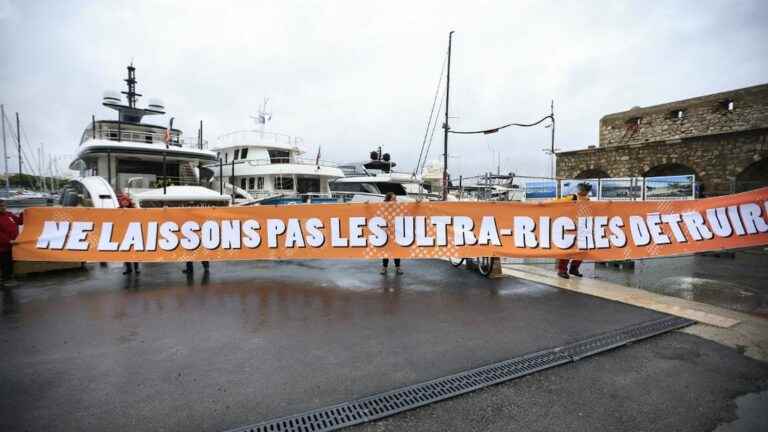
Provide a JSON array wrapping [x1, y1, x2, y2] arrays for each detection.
[[331, 149, 437, 202], [209, 107, 345, 205]]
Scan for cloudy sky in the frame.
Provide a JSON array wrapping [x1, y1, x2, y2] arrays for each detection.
[[1, 0, 766, 181]]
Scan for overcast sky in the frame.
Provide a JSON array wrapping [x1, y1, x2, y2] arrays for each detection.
[[1, 0, 766, 180]]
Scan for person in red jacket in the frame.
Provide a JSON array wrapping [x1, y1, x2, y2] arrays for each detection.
[[0, 199, 22, 286]]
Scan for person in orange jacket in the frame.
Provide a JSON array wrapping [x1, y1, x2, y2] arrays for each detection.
[[555, 182, 591, 279]]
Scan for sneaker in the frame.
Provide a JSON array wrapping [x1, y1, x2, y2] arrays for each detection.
[[557, 271, 570, 279], [395, 268, 403, 275], [568, 269, 583, 277], [380, 267, 388, 275]]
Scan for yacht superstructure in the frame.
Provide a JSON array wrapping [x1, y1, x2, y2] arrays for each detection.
[[65, 65, 230, 208], [331, 149, 435, 202], [209, 110, 344, 205]]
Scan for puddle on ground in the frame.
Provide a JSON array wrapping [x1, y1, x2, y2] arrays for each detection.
[[713, 389, 768, 432]]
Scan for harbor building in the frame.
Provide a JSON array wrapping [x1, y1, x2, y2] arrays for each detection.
[[556, 84, 768, 196]]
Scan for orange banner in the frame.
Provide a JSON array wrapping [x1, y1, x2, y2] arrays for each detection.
[[13, 188, 768, 262]]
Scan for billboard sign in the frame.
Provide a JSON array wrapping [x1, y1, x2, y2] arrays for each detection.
[[600, 177, 641, 201], [524, 181, 557, 199], [560, 179, 599, 199], [644, 175, 695, 200]]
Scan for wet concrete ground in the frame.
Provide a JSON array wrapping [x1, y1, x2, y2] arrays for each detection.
[[1, 259, 669, 431], [353, 331, 768, 432], [504, 250, 768, 318]]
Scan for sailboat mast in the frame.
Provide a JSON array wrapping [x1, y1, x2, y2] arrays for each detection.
[[1, 104, 8, 192], [16, 112, 21, 176], [442, 31, 454, 201]]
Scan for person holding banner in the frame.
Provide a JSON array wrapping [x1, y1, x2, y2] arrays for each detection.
[[381, 192, 403, 275], [0, 199, 22, 287], [556, 182, 591, 279], [117, 194, 140, 275]]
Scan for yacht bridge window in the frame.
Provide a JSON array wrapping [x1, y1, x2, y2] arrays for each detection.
[[234, 149, 240, 160], [240, 148, 249, 159], [268, 149, 290, 164], [248, 177, 255, 190]]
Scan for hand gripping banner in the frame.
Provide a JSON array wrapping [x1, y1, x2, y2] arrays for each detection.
[[13, 188, 768, 263]]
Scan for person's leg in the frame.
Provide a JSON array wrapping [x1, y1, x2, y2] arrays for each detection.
[[123, 262, 133, 275], [133, 262, 140, 274], [202, 261, 210, 272], [568, 260, 583, 277], [394, 258, 402, 274], [381, 258, 389, 274], [1, 250, 13, 281], [183, 261, 193, 273], [556, 259, 570, 278]]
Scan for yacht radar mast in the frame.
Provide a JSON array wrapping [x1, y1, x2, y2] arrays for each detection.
[[249, 98, 272, 131], [102, 64, 165, 123]]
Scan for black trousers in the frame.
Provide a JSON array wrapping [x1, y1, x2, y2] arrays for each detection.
[[185, 261, 210, 272], [382, 258, 401, 267], [1, 250, 13, 280]]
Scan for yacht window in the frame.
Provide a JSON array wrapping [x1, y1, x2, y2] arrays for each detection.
[[241, 148, 249, 159], [248, 177, 255, 190], [257, 177, 264, 189], [145, 134, 153, 143], [374, 182, 407, 195], [268, 149, 290, 164], [240, 177, 247, 190], [330, 182, 367, 193], [216, 152, 220, 160], [274, 176, 294, 190], [234, 149, 240, 160]]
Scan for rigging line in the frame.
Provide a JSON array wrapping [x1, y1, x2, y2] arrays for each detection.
[[420, 89, 445, 176], [449, 114, 553, 135], [414, 54, 447, 176], [19, 123, 40, 176]]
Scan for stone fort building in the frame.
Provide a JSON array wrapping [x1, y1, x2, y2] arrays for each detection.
[[556, 83, 768, 196]]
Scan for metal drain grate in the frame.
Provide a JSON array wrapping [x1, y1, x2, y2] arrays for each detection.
[[227, 316, 692, 432]]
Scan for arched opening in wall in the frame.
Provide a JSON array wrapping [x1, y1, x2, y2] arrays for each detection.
[[575, 169, 609, 179], [735, 158, 768, 192], [643, 163, 697, 178]]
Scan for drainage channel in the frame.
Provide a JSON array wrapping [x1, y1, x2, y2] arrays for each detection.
[[226, 316, 693, 432]]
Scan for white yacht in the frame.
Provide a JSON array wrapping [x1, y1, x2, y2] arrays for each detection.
[[331, 149, 435, 202], [209, 112, 344, 205], [65, 65, 230, 208]]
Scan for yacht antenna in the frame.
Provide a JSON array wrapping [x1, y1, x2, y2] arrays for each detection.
[[122, 63, 141, 109], [250, 98, 272, 131]]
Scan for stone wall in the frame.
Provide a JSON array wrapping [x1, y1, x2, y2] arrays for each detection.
[[599, 84, 768, 148], [556, 128, 768, 196]]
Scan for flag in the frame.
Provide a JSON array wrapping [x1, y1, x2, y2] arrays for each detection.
[[315, 146, 321, 169]]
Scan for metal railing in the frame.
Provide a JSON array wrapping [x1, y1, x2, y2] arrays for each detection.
[[204, 157, 338, 169], [217, 130, 304, 148], [82, 126, 208, 149], [121, 175, 204, 190]]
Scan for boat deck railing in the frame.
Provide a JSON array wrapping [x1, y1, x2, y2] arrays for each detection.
[[217, 130, 304, 149], [82, 126, 208, 150], [206, 157, 338, 168]]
